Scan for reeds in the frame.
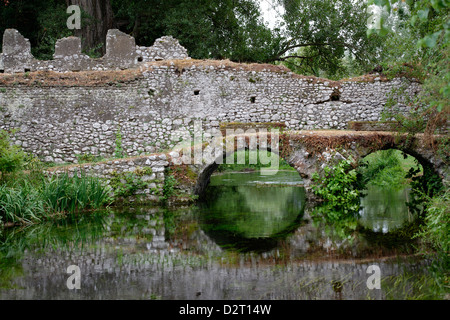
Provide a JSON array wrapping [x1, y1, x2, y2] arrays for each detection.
[[0, 171, 110, 225]]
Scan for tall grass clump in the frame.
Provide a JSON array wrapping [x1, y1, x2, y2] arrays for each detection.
[[0, 130, 110, 226], [0, 172, 110, 226], [40, 172, 110, 215], [0, 182, 45, 224]]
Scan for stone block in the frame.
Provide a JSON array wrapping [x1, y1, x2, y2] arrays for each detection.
[[54, 37, 82, 59], [2, 29, 35, 73], [53, 36, 91, 71], [105, 29, 136, 69]]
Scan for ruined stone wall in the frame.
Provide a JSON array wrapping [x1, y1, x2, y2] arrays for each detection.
[[0, 61, 419, 163], [0, 29, 189, 73], [0, 29, 420, 164]]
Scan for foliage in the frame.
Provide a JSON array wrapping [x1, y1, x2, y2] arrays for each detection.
[[406, 164, 444, 216], [0, 131, 110, 225], [111, 0, 280, 63], [358, 149, 422, 188], [367, 0, 449, 48], [311, 158, 362, 219], [275, 0, 385, 78], [0, 130, 28, 181], [32, 3, 75, 60], [1, 0, 386, 77], [114, 127, 124, 159], [0, 181, 44, 224], [0, 171, 110, 225], [109, 168, 152, 199], [368, 0, 449, 140], [381, 47, 449, 140], [415, 190, 449, 252], [411, 190, 450, 299], [40, 172, 110, 214], [160, 171, 177, 204], [0, 1, 75, 60]]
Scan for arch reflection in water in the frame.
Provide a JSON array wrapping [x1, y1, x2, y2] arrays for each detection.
[[197, 170, 306, 252]]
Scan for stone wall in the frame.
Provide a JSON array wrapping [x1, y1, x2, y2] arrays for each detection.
[[0, 61, 419, 164], [0, 29, 420, 164]]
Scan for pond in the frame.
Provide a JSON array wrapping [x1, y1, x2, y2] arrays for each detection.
[[0, 169, 432, 300]]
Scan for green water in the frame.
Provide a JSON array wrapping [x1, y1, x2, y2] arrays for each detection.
[[359, 185, 414, 233], [198, 171, 305, 251], [0, 169, 437, 300]]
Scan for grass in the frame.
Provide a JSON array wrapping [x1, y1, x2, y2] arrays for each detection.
[[358, 149, 422, 189], [41, 172, 110, 215], [0, 171, 110, 226]]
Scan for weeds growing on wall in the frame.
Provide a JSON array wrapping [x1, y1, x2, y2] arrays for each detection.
[[109, 168, 152, 200], [114, 127, 124, 158], [160, 171, 177, 204], [0, 130, 28, 182]]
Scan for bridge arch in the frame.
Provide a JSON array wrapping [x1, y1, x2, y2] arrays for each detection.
[[356, 145, 445, 198], [191, 131, 448, 198], [193, 143, 306, 197]]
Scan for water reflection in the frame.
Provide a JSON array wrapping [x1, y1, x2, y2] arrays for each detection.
[[0, 171, 429, 300], [359, 186, 414, 233], [197, 171, 306, 251]]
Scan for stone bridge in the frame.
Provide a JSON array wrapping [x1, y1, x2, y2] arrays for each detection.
[[49, 130, 448, 203]]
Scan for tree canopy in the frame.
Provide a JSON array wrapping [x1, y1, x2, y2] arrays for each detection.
[[0, 0, 448, 83]]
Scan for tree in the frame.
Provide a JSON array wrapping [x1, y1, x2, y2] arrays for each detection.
[[367, 0, 449, 139], [111, 0, 280, 62], [271, 0, 384, 78], [66, 0, 114, 56]]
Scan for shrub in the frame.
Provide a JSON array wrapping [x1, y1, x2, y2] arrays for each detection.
[[311, 158, 361, 219], [0, 181, 44, 224], [0, 130, 28, 181], [415, 190, 449, 252]]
